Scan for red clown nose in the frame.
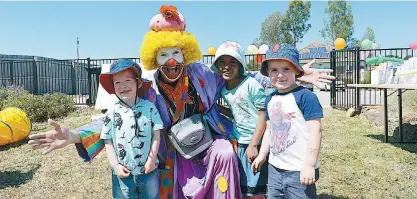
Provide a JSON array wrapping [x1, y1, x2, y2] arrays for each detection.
[[167, 58, 177, 67]]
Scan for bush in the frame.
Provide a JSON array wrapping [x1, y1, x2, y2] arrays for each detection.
[[0, 86, 76, 122], [360, 71, 371, 84], [341, 76, 354, 84], [402, 90, 417, 113], [0, 84, 29, 108]]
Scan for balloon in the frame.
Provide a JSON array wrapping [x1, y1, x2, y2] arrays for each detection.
[[255, 55, 264, 63], [372, 43, 380, 49], [258, 44, 269, 54], [361, 39, 372, 50], [410, 42, 417, 50], [247, 45, 259, 55], [334, 38, 346, 50], [208, 46, 216, 55]]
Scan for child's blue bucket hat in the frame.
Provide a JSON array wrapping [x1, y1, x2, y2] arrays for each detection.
[[99, 59, 152, 96], [260, 43, 304, 78]]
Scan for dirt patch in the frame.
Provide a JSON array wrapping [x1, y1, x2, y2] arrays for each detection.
[[360, 106, 417, 142]]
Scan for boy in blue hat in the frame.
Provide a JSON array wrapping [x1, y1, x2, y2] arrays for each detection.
[[99, 59, 164, 199], [251, 44, 323, 199]]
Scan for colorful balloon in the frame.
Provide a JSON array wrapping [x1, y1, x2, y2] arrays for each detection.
[[361, 39, 372, 50], [255, 55, 264, 63], [247, 45, 259, 55], [258, 44, 269, 54], [410, 42, 417, 50], [208, 46, 216, 55], [334, 38, 346, 50]]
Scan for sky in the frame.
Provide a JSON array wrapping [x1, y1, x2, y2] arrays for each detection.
[[0, 1, 416, 60]]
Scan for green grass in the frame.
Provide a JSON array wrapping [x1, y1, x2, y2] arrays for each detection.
[[317, 109, 417, 198], [1, 108, 416, 198]]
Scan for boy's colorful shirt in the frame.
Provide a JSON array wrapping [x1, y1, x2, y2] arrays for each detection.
[[100, 99, 164, 176], [221, 76, 266, 144], [265, 86, 323, 171]]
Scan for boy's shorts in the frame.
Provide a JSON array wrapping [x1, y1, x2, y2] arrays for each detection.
[[267, 163, 320, 199], [237, 143, 268, 196], [112, 169, 160, 199]]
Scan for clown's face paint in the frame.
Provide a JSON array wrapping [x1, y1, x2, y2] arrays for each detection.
[[157, 47, 185, 82]]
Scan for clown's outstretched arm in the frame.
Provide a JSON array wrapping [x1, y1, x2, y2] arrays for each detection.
[[28, 118, 105, 162], [296, 59, 335, 85]]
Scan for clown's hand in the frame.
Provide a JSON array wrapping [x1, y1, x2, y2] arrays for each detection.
[[297, 59, 335, 87], [28, 119, 80, 155]]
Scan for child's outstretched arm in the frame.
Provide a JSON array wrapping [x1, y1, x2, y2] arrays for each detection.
[[251, 121, 271, 174], [104, 140, 130, 178], [246, 110, 266, 162], [301, 118, 322, 186], [144, 129, 161, 174]]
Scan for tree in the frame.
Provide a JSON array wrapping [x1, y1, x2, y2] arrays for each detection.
[[253, 11, 292, 47], [347, 37, 360, 47], [361, 26, 376, 42], [282, 0, 312, 46], [320, 0, 355, 44]]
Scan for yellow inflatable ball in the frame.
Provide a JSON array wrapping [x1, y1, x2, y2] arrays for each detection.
[[0, 107, 32, 146], [0, 121, 13, 146]]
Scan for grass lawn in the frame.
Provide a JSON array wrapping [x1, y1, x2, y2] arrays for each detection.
[[1, 108, 416, 198]]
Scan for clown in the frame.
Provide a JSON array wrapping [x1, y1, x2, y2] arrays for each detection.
[[28, 5, 335, 199]]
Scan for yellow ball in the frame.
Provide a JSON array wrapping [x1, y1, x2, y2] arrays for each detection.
[[0, 107, 31, 146], [0, 121, 13, 146], [334, 38, 346, 50]]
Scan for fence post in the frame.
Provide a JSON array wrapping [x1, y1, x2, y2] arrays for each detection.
[[71, 61, 77, 95], [87, 57, 92, 106], [9, 61, 14, 85], [32, 57, 39, 95], [330, 50, 336, 107], [355, 47, 361, 111]]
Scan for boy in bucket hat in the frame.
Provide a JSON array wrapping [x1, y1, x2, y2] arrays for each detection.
[[211, 41, 268, 198], [252, 44, 323, 199], [99, 59, 164, 199]]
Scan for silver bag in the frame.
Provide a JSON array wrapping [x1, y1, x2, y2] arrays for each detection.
[[168, 114, 213, 159]]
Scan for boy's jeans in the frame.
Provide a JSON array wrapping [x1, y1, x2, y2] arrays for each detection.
[[112, 169, 160, 199], [267, 164, 320, 199]]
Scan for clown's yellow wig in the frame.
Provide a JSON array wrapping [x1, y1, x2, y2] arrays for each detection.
[[140, 31, 202, 70]]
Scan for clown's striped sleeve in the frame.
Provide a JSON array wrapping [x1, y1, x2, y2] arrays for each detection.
[[75, 119, 105, 162]]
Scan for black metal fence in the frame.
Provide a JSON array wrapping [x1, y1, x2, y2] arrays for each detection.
[[1, 53, 329, 106], [0, 57, 140, 105], [330, 47, 415, 110]]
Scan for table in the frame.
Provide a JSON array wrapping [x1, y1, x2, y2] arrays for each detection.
[[347, 84, 417, 143]]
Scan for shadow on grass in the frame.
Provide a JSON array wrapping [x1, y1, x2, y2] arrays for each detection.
[[366, 134, 417, 154], [0, 165, 40, 189], [318, 194, 350, 199], [0, 138, 29, 152]]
